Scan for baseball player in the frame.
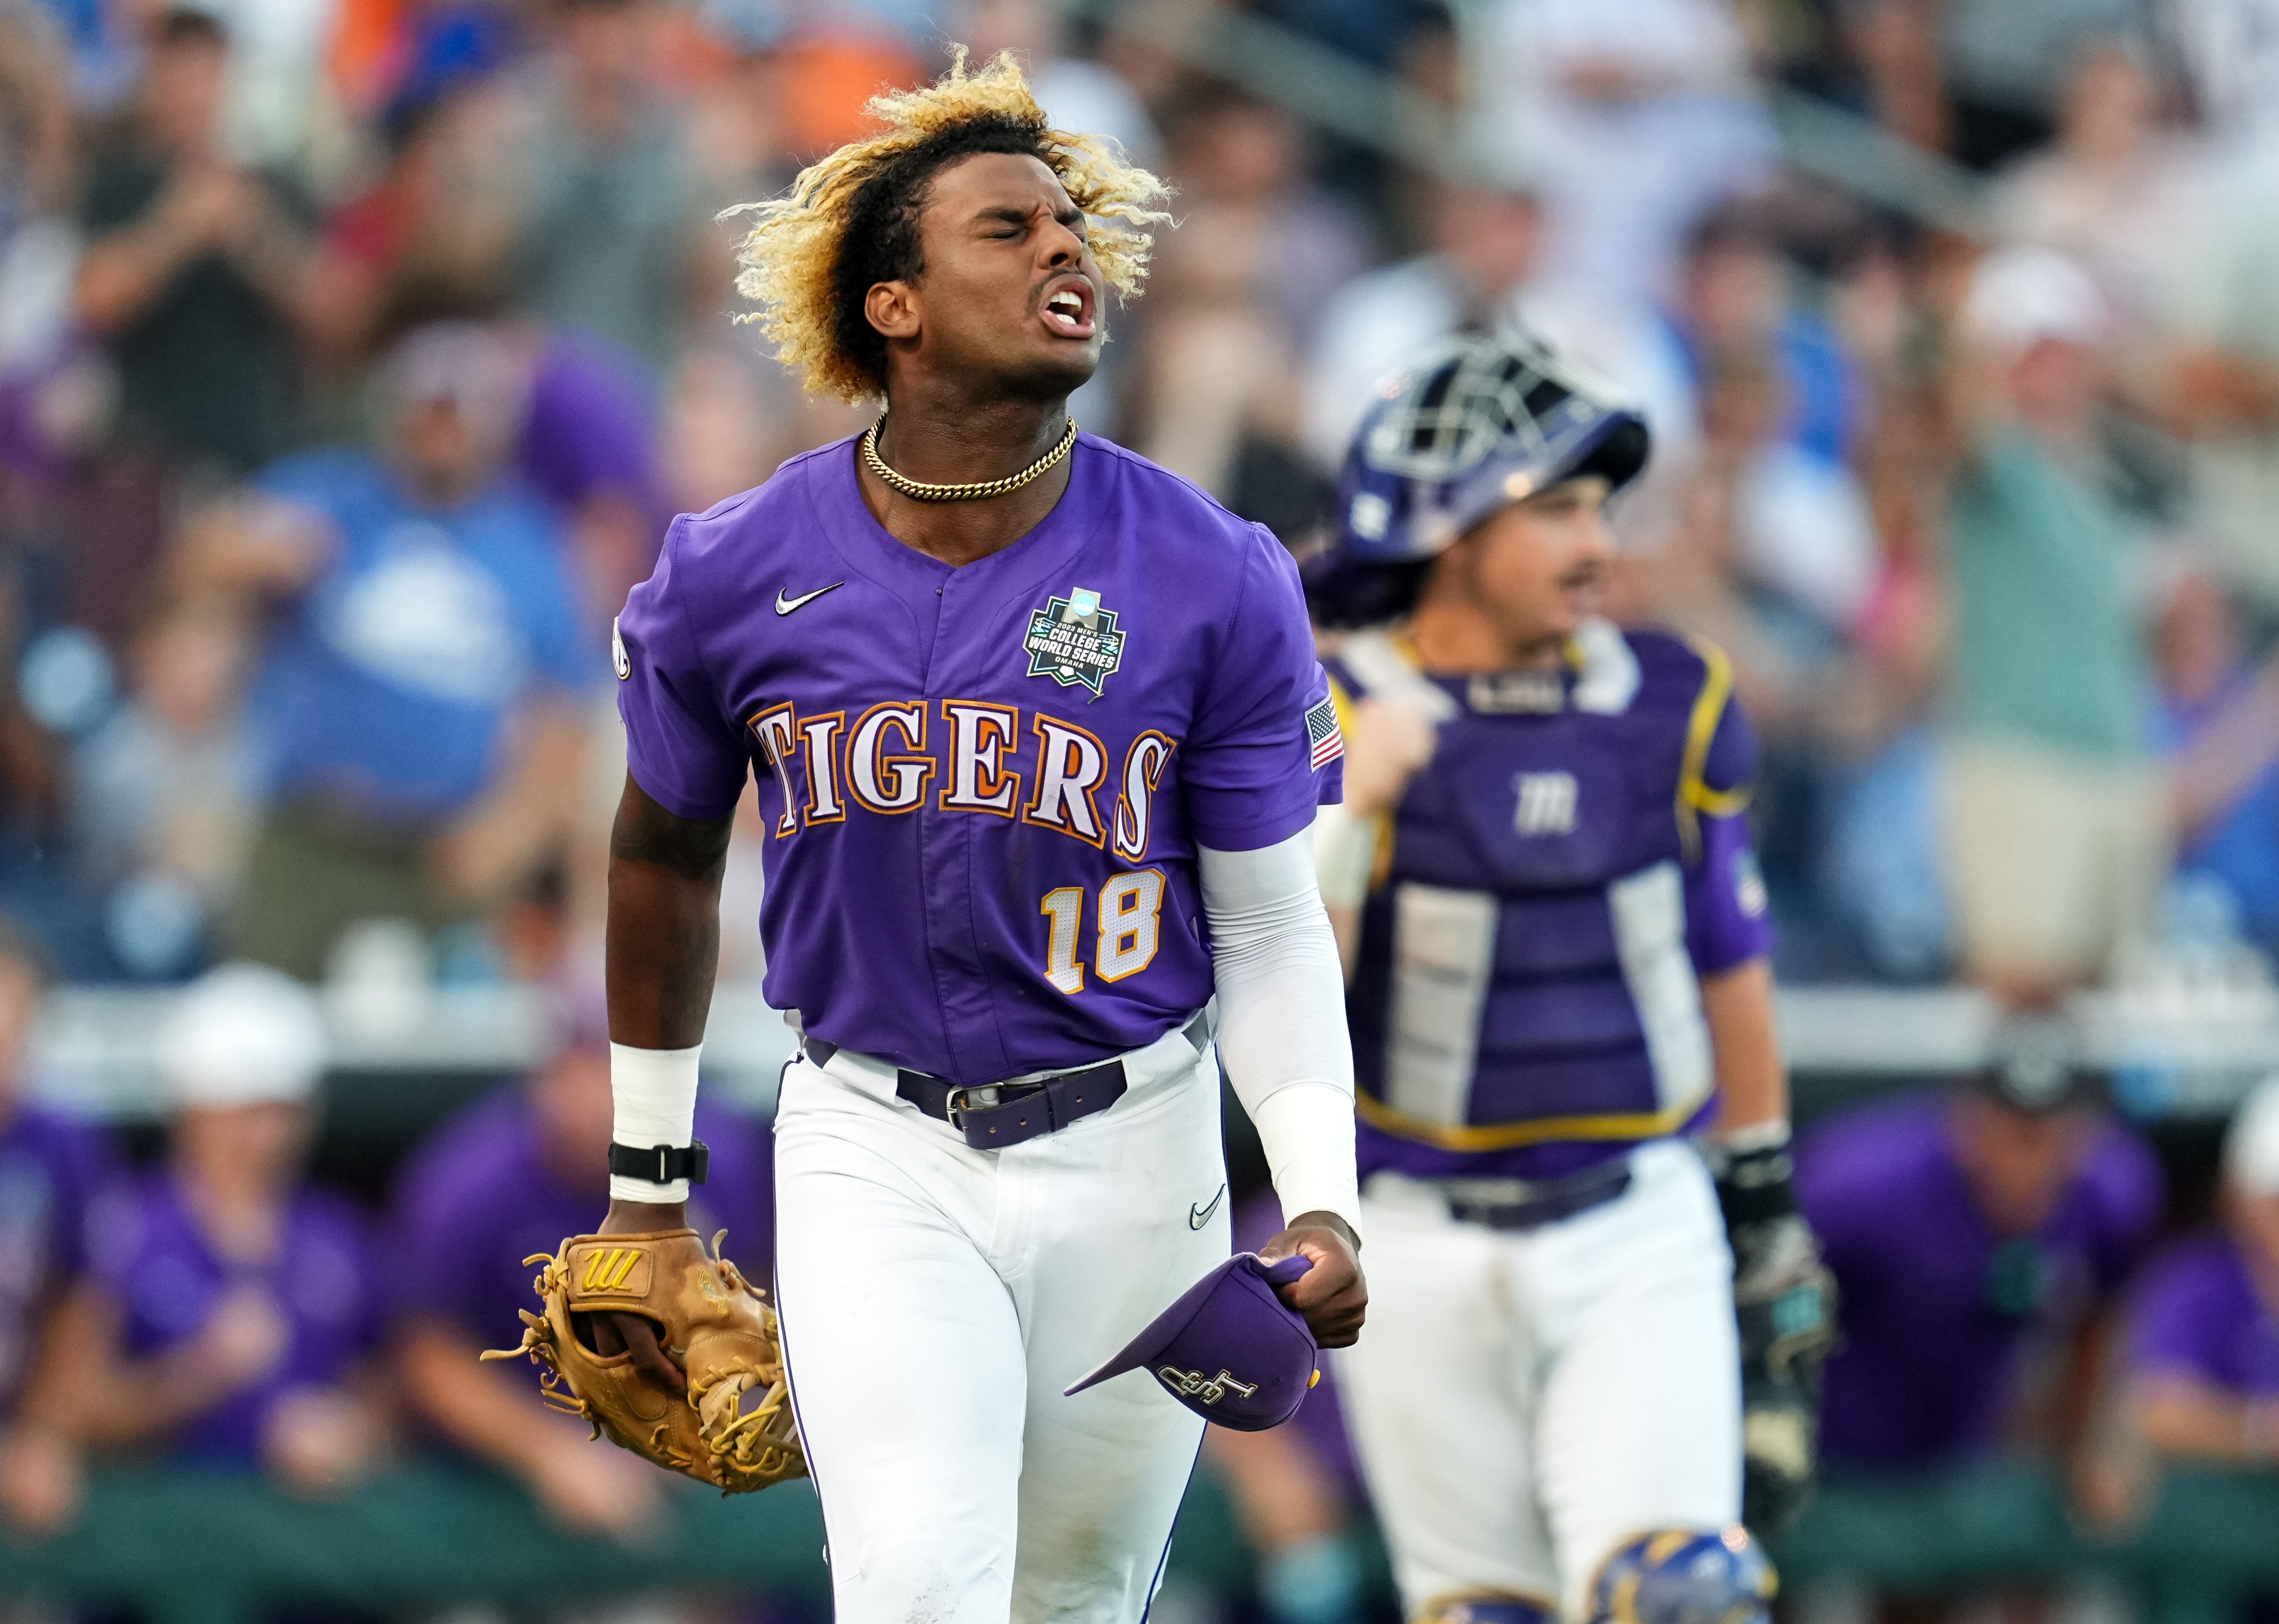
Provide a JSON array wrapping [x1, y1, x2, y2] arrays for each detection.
[[590, 51, 1364, 1624], [1304, 332, 1833, 1624]]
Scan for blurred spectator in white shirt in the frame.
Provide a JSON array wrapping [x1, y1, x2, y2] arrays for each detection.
[[2161, 0, 2279, 151], [197, 0, 348, 178], [1989, 36, 2215, 341], [1301, 173, 1544, 466], [1464, 0, 1775, 308], [1705, 352, 1881, 641], [1304, 164, 1698, 524], [955, 0, 1163, 168], [2151, 144, 2279, 613]]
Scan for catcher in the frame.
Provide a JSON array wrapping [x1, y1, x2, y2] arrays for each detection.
[[1307, 329, 1834, 1624]]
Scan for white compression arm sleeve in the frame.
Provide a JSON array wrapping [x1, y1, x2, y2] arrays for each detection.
[[1199, 827, 1362, 1238]]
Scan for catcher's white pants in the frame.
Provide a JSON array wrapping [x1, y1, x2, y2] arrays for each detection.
[[1336, 1139, 1741, 1621], [771, 1023, 1229, 1624]]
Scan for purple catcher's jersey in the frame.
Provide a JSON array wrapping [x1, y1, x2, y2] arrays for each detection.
[[1329, 624, 1773, 1183], [616, 434, 1341, 1086]]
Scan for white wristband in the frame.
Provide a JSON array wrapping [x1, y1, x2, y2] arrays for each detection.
[[1312, 803, 1377, 910], [610, 1042, 702, 1204], [1249, 1080, 1364, 1241]]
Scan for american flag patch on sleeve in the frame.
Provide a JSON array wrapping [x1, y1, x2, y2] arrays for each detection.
[[1305, 695, 1344, 770]]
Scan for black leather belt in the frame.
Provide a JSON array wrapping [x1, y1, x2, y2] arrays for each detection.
[[1440, 1158, 1633, 1231], [802, 1039, 1127, 1151]]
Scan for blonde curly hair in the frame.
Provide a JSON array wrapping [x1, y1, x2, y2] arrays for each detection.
[[723, 50, 1172, 403]]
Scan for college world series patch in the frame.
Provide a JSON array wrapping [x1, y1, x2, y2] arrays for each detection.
[[1023, 588, 1125, 698]]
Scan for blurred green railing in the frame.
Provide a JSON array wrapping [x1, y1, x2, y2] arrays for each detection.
[[3, 1461, 2274, 1624], [0, 1463, 1274, 1624], [1775, 1464, 2279, 1624]]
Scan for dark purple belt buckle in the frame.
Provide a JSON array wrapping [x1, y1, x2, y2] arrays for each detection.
[[950, 1067, 1122, 1150]]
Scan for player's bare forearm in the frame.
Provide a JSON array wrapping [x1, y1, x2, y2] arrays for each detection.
[[1702, 958, 1789, 1136], [603, 774, 733, 1239], [1259, 1211, 1366, 1347], [607, 774, 732, 1048]]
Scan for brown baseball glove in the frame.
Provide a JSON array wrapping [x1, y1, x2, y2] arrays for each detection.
[[482, 1228, 806, 1494]]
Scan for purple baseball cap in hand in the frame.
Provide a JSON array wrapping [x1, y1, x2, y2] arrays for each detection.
[[1064, 1253, 1320, 1431]]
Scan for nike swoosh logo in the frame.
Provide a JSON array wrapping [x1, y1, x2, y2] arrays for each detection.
[[1189, 1184, 1227, 1231], [774, 583, 844, 615]]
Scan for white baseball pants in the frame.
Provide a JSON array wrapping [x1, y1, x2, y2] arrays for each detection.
[[1335, 1139, 1742, 1621], [770, 1021, 1231, 1624]]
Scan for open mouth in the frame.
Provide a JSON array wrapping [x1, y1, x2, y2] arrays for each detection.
[[1040, 278, 1097, 340]]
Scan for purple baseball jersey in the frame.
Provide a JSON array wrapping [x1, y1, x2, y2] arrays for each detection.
[[85, 1171, 381, 1463], [0, 1106, 111, 1412], [1799, 1095, 2163, 1470], [2128, 1234, 2279, 1400], [1327, 626, 1773, 1183], [388, 1090, 773, 1352], [615, 434, 1341, 1085]]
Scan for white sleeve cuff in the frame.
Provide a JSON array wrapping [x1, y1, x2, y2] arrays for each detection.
[[609, 1042, 702, 1204], [1249, 1079, 1364, 1239]]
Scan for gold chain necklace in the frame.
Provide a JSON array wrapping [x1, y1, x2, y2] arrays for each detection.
[[862, 415, 1078, 502]]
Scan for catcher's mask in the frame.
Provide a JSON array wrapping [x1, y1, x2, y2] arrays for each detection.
[[1305, 330, 1651, 629]]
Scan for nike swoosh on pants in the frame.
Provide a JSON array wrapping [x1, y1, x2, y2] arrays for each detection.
[[1189, 1185, 1227, 1229]]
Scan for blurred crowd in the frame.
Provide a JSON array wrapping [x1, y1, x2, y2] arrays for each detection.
[[0, 0, 2277, 1006], [1, 0, 2279, 1614], [0, 947, 2274, 1624], [0, 937, 782, 1558]]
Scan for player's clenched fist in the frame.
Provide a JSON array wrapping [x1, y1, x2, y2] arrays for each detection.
[[1260, 1212, 1367, 1347]]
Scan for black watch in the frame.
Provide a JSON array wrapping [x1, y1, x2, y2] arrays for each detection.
[[607, 1140, 710, 1187]]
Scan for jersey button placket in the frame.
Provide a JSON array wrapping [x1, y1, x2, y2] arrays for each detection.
[[919, 569, 1012, 1084]]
